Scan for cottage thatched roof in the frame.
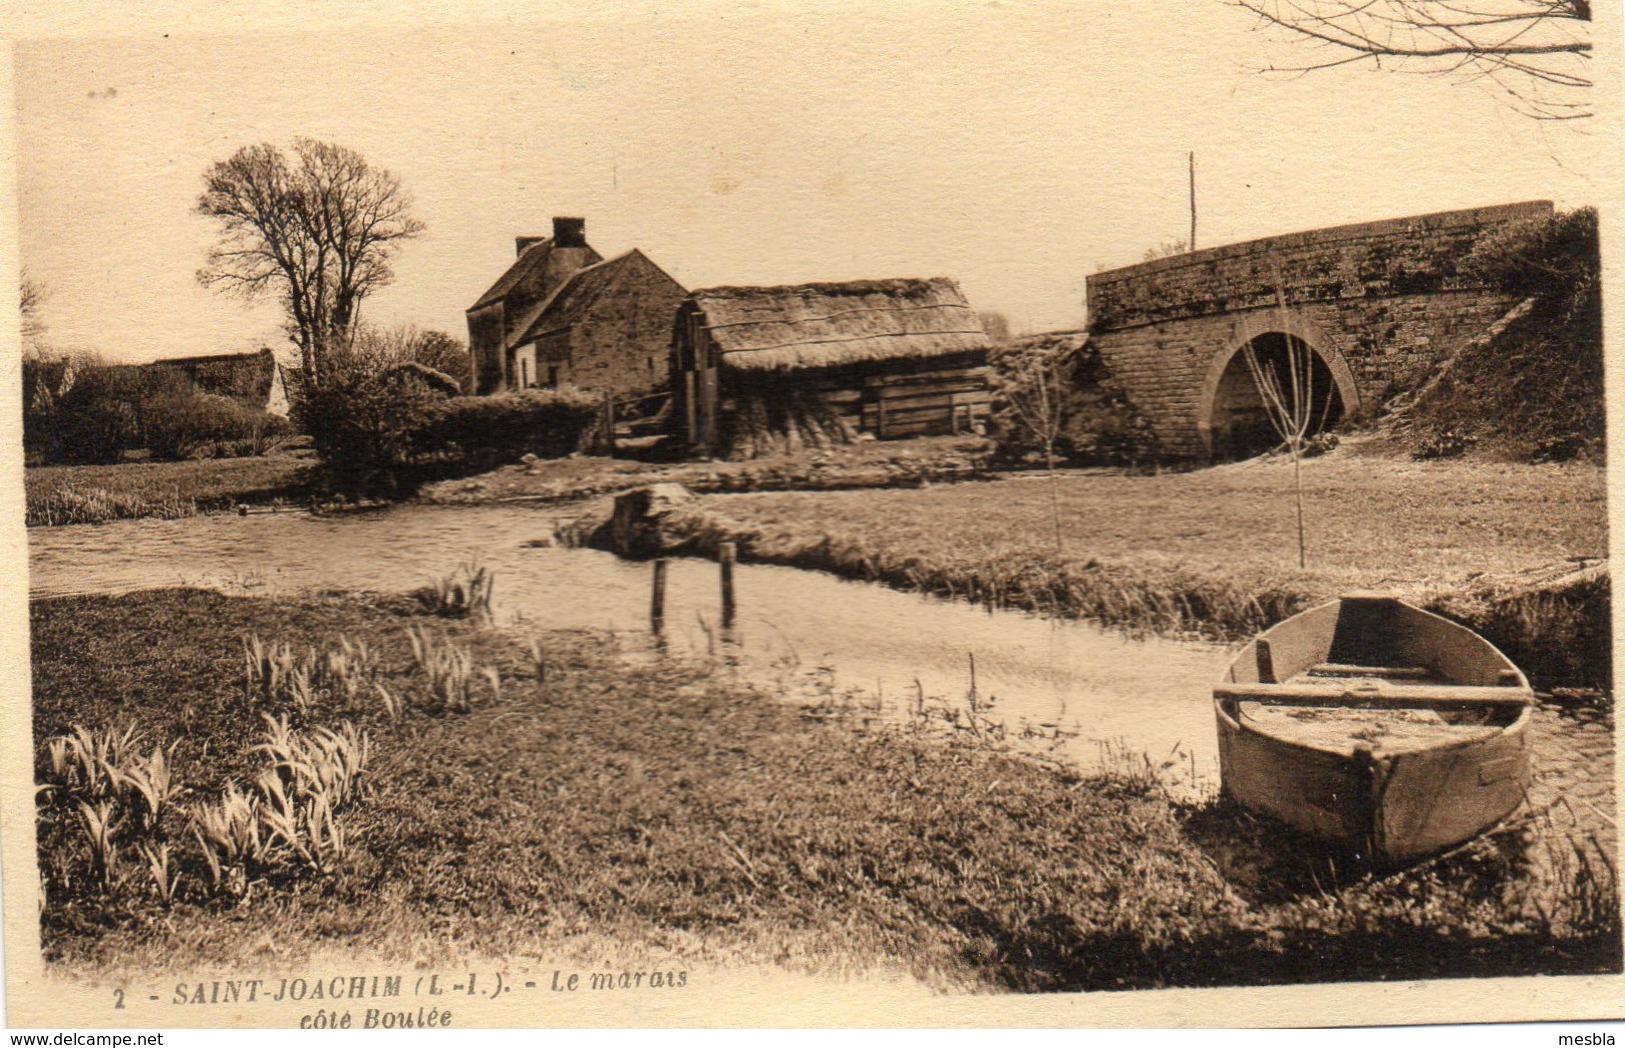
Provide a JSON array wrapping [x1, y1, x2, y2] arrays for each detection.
[[141, 348, 282, 405], [988, 329, 1090, 363], [687, 277, 989, 371]]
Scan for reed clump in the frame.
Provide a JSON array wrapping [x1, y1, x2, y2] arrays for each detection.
[[26, 456, 311, 527], [405, 625, 501, 714], [27, 486, 200, 527], [38, 710, 372, 909], [413, 562, 495, 621], [242, 633, 381, 716]]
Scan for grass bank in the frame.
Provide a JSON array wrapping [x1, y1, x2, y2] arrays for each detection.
[[419, 435, 992, 505], [32, 589, 1617, 988], [26, 455, 315, 526], [568, 448, 1609, 688]]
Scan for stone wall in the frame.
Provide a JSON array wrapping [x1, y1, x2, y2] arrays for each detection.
[[467, 303, 506, 395], [1086, 201, 1552, 457]]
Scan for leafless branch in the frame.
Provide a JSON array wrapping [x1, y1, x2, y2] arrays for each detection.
[[1232, 0, 1592, 119], [19, 268, 49, 355]]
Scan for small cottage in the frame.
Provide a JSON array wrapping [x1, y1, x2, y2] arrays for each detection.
[[142, 348, 291, 417], [466, 217, 687, 400], [671, 277, 992, 458]]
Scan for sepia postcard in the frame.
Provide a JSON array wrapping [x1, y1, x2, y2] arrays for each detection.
[[2, 0, 1622, 1030]]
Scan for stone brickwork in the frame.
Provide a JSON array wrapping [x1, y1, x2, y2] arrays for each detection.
[[538, 251, 688, 399], [467, 303, 506, 394], [1086, 201, 1552, 457]]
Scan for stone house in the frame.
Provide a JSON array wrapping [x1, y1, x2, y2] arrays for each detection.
[[465, 217, 687, 400]]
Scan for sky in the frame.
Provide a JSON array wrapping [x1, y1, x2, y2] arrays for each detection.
[[8, 0, 1606, 363]]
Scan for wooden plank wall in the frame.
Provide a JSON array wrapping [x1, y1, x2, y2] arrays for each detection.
[[760, 364, 992, 439], [695, 355, 993, 457], [856, 365, 992, 438]]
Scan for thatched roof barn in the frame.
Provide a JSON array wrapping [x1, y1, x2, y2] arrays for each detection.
[[672, 277, 992, 458]]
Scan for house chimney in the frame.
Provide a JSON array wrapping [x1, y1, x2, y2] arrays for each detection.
[[515, 235, 548, 257], [552, 216, 586, 249]]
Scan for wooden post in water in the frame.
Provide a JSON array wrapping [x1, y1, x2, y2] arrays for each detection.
[[600, 392, 615, 456], [719, 542, 737, 628], [650, 558, 668, 633]]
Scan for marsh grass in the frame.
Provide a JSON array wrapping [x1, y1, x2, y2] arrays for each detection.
[[40, 628, 376, 914], [41, 711, 373, 909], [28, 486, 200, 528], [571, 452, 1608, 686], [39, 724, 143, 805], [31, 589, 1619, 988], [26, 456, 311, 526], [406, 625, 501, 713]]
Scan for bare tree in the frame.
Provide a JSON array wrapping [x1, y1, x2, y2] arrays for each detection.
[[197, 139, 425, 389], [993, 340, 1074, 551], [20, 269, 48, 357], [1232, 1, 1592, 120], [352, 323, 472, 392]]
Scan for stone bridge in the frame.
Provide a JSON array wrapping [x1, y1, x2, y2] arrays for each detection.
[[1086, 201, 1551, 459]]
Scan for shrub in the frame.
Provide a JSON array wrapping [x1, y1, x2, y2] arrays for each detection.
[[297, 345, 454, 498], [44, 365, 147, 463], [298, 338, 600, 498], [26, 359, 290, 464], [143, 391, 290, 461], [429, 387, 601, 469], [989, 336, 1158, 468], [22, 354, 84, 460]]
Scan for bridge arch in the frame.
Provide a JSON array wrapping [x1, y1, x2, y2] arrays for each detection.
[[1086, 203, 1547, 458], [1196, 309, 1361, 459]]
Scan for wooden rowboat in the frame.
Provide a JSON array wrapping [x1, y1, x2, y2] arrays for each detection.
[[1214, 594, 1534, 864]]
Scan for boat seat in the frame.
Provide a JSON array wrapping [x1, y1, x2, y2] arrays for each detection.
[[1215, 681, 1531, 709], [1306, 662, 1433, 680]]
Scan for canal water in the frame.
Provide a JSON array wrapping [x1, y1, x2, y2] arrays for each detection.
[[28, 504, 1229, 789], [26, 503, 1614, 824]]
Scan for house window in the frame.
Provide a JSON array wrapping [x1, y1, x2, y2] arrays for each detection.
[[519, 357, 530, 389]]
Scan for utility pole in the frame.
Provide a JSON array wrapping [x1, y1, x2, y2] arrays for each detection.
[[1188, 151, 1197, 252]]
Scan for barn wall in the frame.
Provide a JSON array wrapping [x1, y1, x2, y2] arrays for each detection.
[[1087, 201, 1549, 457], [715, 352, 991, 457]]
